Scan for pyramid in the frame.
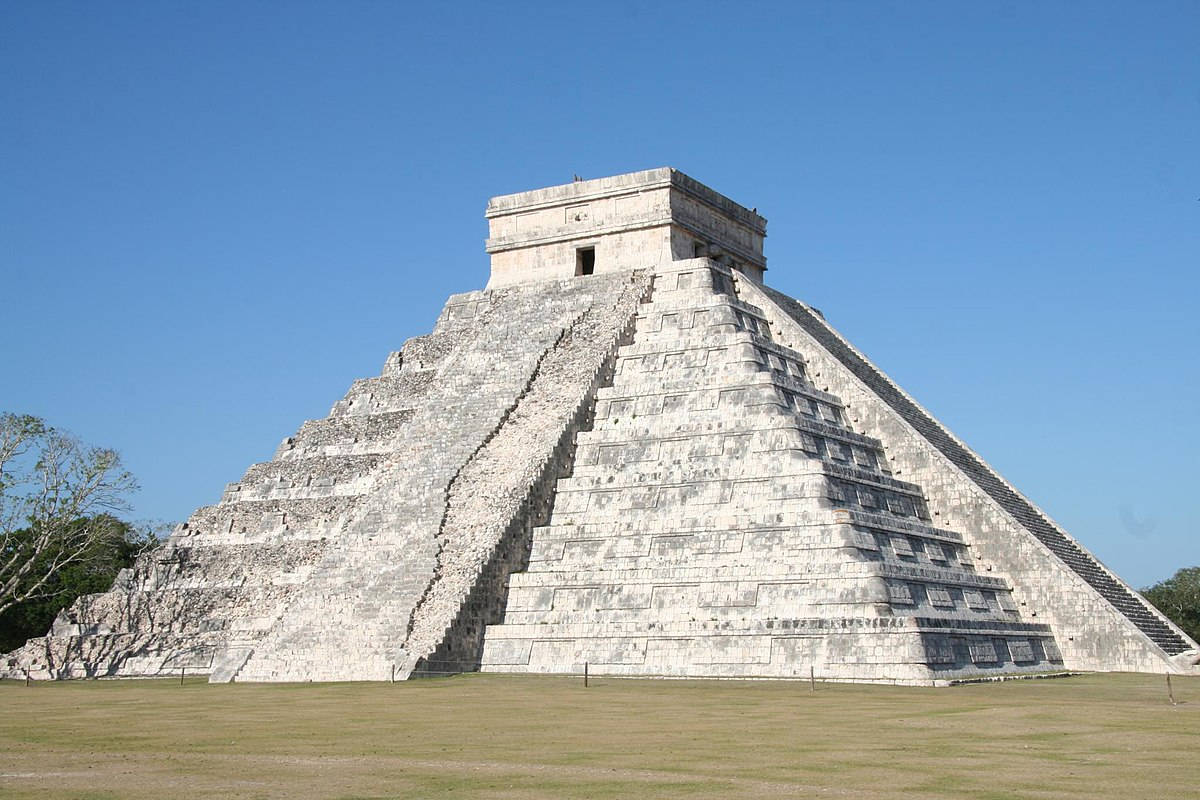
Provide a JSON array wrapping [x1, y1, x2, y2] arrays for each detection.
[[6, 168, 1197, 684]]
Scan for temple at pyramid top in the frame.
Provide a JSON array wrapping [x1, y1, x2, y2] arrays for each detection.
[[485, 167, 767, 286]]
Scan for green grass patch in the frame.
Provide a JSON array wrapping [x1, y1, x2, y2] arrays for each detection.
[[0, 672, 1197, 798]]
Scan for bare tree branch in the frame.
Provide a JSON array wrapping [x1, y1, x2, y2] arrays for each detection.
[[0, 413, 139, 617]]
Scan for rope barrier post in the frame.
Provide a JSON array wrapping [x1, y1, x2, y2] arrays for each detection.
[[180, 667, 185, 686], [391, 664, 395, 684], [25, 669, 30, 687], [584, 661, 589, 688], [810, 665, 815, 693], [1167, 672, 1177, 705]]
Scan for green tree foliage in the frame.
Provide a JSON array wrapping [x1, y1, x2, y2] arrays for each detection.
[[0, 516, 157, 652], [1, 413, 144, 640], [1143, 567, 1200, 645]]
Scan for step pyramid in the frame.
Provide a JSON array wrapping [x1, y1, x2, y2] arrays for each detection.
[[5, 168, 1197, 684]]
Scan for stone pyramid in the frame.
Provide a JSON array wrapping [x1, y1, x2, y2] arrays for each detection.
[[6, 168, 1197, 684]]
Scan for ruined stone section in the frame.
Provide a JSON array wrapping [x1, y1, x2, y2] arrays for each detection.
[[2, 310, 453, 680], [2, 271, 649, 683], [486, 168, 767, 288], [4, 293, 527, 681], [481, 259, 1058, 684], [736, 277, 1198, 673], [224, 272, 650, 683], [6, 473, 368, 680]]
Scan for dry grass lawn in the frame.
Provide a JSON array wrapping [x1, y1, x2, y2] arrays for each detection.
[[1, 671, 1197, 799]]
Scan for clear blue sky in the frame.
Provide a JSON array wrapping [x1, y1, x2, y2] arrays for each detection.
[[2, 2, 1197, 587]]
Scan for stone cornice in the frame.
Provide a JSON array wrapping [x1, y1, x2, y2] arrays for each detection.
[[486, 167, 767, 235]]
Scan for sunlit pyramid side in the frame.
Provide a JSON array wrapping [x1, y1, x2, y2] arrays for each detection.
[[5, 168, 1197, 684]]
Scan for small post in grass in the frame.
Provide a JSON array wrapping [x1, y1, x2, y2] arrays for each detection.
[[390, 664, 395, 683], [584, 661, 589, 688], [810, 665, 815, 693], [1167, 672, 1177, 705], [180, 667, 185, 686], [25, 669, 30, 687]]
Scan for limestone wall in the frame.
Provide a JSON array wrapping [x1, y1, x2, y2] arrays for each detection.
[[408, 291, 645, 674], [226, 271, 651, 682], [488, 227, 677, 286], [2, 270, 651, 682], [485, 168, 766, 287], [10, 166, 1181, 685], [482, 259, 1059, 684], [737, 277, 1197, 673]]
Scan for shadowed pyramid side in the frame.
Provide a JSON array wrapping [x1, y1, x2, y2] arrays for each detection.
[[738, 277, 1198, 673]]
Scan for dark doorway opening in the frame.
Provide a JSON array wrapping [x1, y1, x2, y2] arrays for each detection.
[[576, 247, 596, 276]]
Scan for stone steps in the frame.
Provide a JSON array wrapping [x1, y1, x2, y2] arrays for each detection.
[[485, 615, 1051, 640], [233, 454, 384, 495], [577, 413, 884, 451], [178, 500, 352, 547], [761, 286, 1192, 656], [508, 561, 1008, 597], [332, 372, 440, 416], [218, 271, 652, 682], [51, 586, 295, 634], [129, 540, 326, 591], [598, 370, 844, 407], [280, 409, 417, 457], [484, 259, 1050, 681]]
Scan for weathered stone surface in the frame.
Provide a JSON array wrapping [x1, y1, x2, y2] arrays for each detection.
[[2, 270, 650, 683], [480, 259, 1059, 683], [739, 278, 1197, 672], [486, 168, 767, 287], [4, 168, 1195, 684]]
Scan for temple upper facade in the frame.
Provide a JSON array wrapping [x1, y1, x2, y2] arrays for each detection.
[[485, 167, 767, 287]]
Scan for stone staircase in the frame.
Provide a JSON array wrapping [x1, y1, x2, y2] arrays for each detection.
[[7, 254, 1186, 683], [481, 259, 1059, 683], [3, 273, 649, 681], [402, 272, 653, 676], [221, 271, 651, 682], [760, 287, 1191, 656]]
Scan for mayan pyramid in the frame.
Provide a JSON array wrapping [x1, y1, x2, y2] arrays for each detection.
[[6, 168, 1197, 684]]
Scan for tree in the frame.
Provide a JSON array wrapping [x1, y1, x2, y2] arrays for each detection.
[[0, 413, 139, 619], [0, 515, 157, 652], [1143, 567, 1200, 645]]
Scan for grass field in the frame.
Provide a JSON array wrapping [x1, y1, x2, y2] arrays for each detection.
[[1, 672, 1197, 799]]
